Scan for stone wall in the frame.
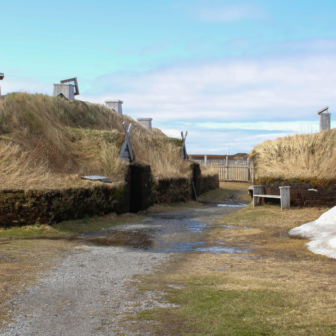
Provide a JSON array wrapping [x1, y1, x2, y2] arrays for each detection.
[[258, 178, 336, 207]]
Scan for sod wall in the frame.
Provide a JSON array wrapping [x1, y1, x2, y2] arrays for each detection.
[[258, 178, 336, 207], [0, 162, 219, 227]]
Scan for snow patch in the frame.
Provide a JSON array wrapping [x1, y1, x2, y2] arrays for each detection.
[[289, 206, 336, 259]]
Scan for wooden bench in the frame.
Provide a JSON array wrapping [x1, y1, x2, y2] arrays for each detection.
[[252, 185, 290, 210]]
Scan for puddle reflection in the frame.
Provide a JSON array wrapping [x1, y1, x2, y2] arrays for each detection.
[[79, 209, 251, 255]]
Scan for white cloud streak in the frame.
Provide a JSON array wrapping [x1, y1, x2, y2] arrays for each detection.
[[80, 53, 336, 125], [4, 48, 336, 153]]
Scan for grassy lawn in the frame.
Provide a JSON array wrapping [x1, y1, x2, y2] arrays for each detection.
[[138, 202, 336, 335], [0, 213, 144, 240]]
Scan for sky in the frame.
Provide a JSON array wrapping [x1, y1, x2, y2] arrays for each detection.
[[1, 0, 336, 154]]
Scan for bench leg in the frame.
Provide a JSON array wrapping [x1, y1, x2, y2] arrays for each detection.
[[280, 187, 290, 210], [252, 185, 263, 207]]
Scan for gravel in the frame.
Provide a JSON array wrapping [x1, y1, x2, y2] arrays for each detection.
[[0, 245, 173, 336], [1, 205, 244, 336]]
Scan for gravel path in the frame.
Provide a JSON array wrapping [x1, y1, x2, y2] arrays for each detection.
[[1, 205, 244, 336], [1, 246, 172, 336]]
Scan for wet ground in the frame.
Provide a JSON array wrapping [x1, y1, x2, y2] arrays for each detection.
[[79, 203, 249, 254], [1, 203, 249, 336]]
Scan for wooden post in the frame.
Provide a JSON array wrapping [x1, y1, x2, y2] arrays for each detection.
[[204, 155, 207, 166], [253, 185, 262, 207], [119, 122, 134, 162], [279, 186, 290, 210], [226, 156, 229, 181], [181, 131, 188, 160]]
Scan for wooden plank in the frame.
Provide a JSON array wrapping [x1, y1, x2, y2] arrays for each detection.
[[254, 194, 281, 199]]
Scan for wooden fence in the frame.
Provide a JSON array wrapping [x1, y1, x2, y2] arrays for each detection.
[[195, 158, 254, 183]]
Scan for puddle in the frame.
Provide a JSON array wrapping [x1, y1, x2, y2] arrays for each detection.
[[78, 212, 250, 255], [202, 202, 247, 207], [196, 246, 250, 254], [38, 207, 250, 255], [81, 211, 251, 254]]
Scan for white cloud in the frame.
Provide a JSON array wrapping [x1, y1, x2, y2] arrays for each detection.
[[4, 49, 336, 153], [80, 53, 336, 126]]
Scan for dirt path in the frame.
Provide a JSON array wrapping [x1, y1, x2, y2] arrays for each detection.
[[0, 203, 245, 335]]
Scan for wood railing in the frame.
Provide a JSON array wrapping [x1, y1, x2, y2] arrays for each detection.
[[194, 158, 254, 182]]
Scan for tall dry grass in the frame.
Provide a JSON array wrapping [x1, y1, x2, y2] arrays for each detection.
[[0, 92, 186, 190], [250, 129, 336, 179]]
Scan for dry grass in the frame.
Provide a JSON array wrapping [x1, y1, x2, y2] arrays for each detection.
[[250, 129, 336, 180], [198, 181, 251, 203], [200, 165, 218, 177], [0, 92, 186, 190], [131, 131, 189, 179], [136, 193, 336, 334]]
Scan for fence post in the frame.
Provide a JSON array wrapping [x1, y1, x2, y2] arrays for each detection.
[[247, 158, 250, 182], [204, 155, 207, 166], [252, 161, 256, 185], [226, 156, 229, 181]]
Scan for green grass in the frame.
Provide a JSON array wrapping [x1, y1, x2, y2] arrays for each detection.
[[0, 213, 145, 240], [140, 276, 291, 335], [139, 270, 336, 336]]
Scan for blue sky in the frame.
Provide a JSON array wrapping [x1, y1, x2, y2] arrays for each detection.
[[2, 0, 336, 154]]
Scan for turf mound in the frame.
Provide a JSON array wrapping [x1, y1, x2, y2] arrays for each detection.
[[0, 93, 188, 190], [250, 129, 336, 180]]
